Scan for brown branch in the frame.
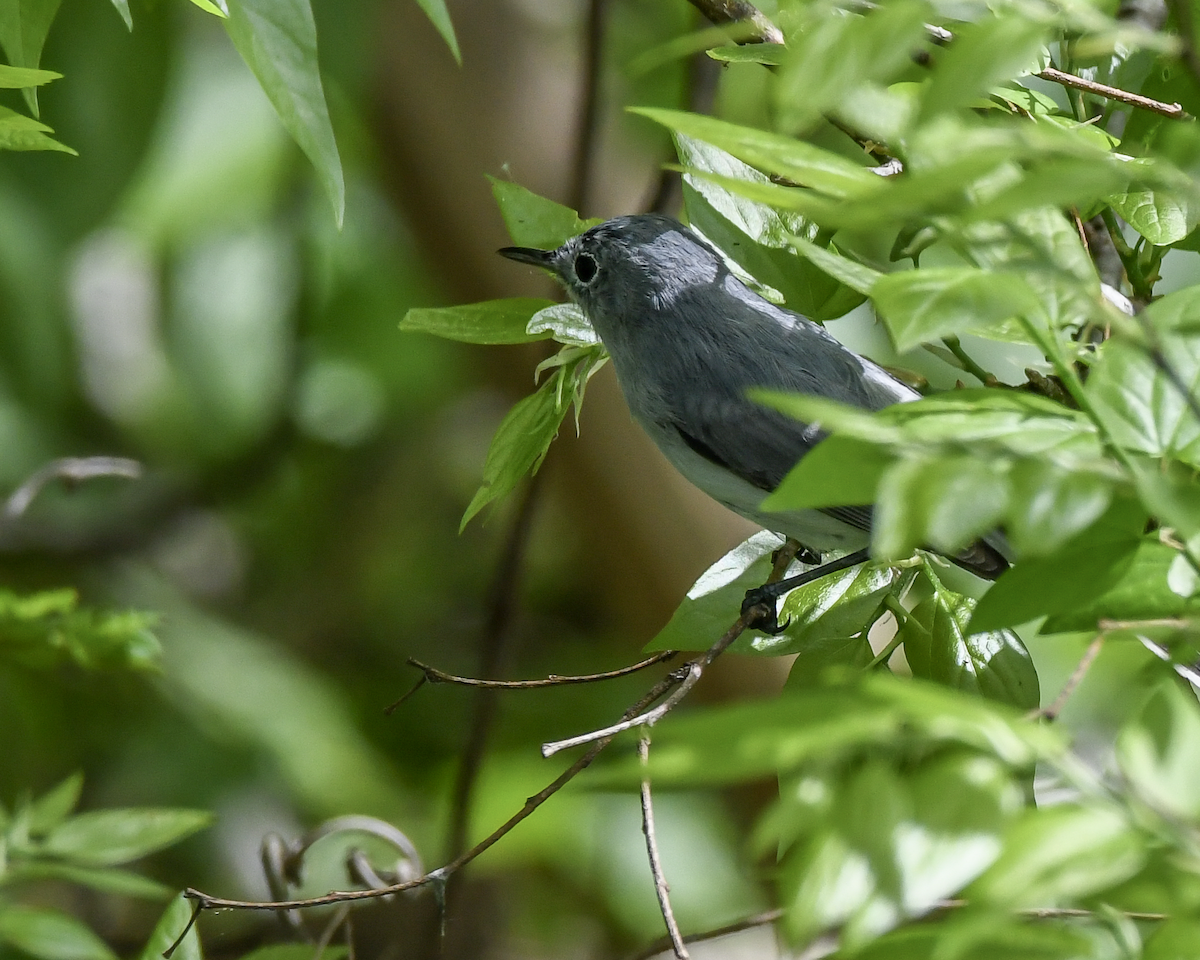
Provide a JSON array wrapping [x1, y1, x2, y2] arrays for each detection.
[[639, 734, 688, 959], [1035, 66, 1188, 119], [683, 0, 783, 44], [393, 650, 679, 700], [628, 909, 785, 960], [1040, 635, 1104, 721], [569, 0, 608, 216]]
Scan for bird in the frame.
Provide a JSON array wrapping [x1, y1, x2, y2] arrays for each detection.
[[499, 214, 1007, 625]]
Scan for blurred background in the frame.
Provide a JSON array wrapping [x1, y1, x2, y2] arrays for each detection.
[[0, 0, 1166, 956]]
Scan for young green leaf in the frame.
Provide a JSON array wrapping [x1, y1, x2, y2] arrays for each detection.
[[872, 269, 1043, 353], [1086, 331, 1200, 467], [460, 376, 569, 530], [27, 772, 83, 834], [0, 906, 116, 960], [0, 0, 63, 116], [707, 43, 785, 65], [784, 634, 874, 688], [790, 236, 882, 296], [0, 64, 60, 87], [413, 0, 460, 65], [763, 436, 893, 514], [400, 298, 555, 344], [1005, 458, 1113, 557], [633, 107, 880, 199], [42, 809, 212, 866], [488, 177, 598, 250], [224, 0, 345, 226], [7, 863, 172, 900], [0, 105, 75, 154], [106, 0, 132, 29], [1108, 188, 1199, 246], [769, 563, 899, 658]]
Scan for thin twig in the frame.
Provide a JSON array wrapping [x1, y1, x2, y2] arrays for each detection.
[[161, 900, 203, 958], [639, 735, 688, 959], [683, 0, 783, 44], [629, 909, 785, 960], [1040, 635, 1104, 721], [1035, 67, 1187, 119], [942, 335, 998, 386], [393, 650, 679, 699], [3, 456, 142, 521]]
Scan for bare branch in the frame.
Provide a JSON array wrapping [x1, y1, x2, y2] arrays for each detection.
[[1036, 66, 1187, 119], [392, 650, 679, 702], [4, 456, 142, 521], [639, 735, 689, 959]]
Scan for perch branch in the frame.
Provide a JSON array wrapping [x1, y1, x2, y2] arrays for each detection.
[[639, 734, 688, 959]]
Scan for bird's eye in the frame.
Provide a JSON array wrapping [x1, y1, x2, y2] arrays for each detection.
[[574, 253, 598, 284]]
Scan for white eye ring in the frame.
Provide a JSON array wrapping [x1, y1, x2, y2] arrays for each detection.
[[574, 253, 598, 284]]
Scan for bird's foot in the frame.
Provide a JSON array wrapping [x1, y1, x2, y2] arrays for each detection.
[[741, 585, 788, 635]]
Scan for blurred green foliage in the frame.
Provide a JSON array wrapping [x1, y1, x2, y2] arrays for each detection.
[[5, 0, 1200, 956]]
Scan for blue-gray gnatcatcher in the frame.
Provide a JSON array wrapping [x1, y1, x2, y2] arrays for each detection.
[[500, 214, 1006, 626]]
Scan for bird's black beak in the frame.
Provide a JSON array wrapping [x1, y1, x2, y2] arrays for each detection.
[[498, 246, 557, 270]]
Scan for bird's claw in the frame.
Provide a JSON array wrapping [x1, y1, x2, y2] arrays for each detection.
[[741, 587, 788, 635]]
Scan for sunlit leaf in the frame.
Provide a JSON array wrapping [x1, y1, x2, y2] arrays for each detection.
[[27, 772, 83, 834], [707, 42, 785, 65], [400, 298, 555, 344], [225, 0, 345, 226], [872, 269, 1044, 352], [763, 436, 893, 514], [0, 104, 75, 154], [1005, 458, 1113, 557], [1108, 187, 1200, 245], [0, 64, 59, 87]]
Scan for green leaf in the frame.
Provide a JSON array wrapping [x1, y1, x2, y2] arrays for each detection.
[[225, 0, 345, 226], [27, 773, 83, 834], [874, 455, 1009, 561], [1005, 458, 1113, 557], [138, 897, 200, 960], [900, 577, 1040, 709], [238, 947, 347, 960], [969, 805, 1145, 907], [412, 0, 460, 64], [0, 105, 75, 154], [399, 298, 555, 344], [526, 302, 599, 346], [6, 863, 172, 900], [0, 64, 59, 87], [1144, 920, 1200, 960], [763, 436, 893, 513], [1108, 188, 1200, 245], [1118, 680, 1200, 821], [784, 634, 874, 688], [1041, 541, 1197, 633], [646, 531, 782, 652], [872, 269, 1043, 353], [758, 563, 899, 658], [0, 589, 160, 671], [460, 377, 569, 530], [488, 178, 597, 250], [105, 0, 132, 30], [919, 15, 1048, 122], [633, 107, 880, 199], [967, 502, 1147, 632], [790, 236, 882, 296], [0, 906, 115, 960], [43, 809, 212, 866], [185, 0, 229, 16], [1086, 331, 1200, 467], [707, 43, 785, 65], [0, 0, 63, 116], [1142, 284, 1200, 332]]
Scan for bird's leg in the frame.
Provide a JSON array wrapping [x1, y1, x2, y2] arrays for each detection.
[[741, 548, 872, 635]]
